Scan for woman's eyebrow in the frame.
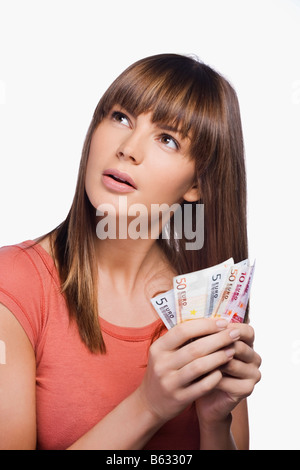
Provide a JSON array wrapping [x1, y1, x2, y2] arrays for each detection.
[[156, 123, 181, 134], [156, 123, 191, 141], [113, 104, 136, 118]]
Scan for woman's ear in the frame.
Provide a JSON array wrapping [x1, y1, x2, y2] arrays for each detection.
[[183, 181, 201, 202]]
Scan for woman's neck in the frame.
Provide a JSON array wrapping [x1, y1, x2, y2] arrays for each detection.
[[95, 237, 166, 297]]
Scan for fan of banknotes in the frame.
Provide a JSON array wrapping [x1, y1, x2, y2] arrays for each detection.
[[151, 258, 255, 330]]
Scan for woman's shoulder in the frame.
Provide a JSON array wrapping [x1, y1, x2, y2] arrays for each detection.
[[0, 237, 59, 350], [0, 240, 37, 275], [34, 236, 52, 257], [0, 236, 59, 299]]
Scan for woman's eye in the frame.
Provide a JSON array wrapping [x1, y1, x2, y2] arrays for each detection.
[[160, 134, 179, 150], [111, 111, 130, 127]]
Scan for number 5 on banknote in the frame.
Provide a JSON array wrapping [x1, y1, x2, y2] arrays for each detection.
[[150, 289, 177, 329]]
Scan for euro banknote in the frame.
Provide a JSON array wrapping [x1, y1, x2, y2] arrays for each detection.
[[173, 259, 234, 323], [150, 288, 177, 330], [151, 259, 255, 329], [211, 259, 249, 321], [223, 262, 255, 323]]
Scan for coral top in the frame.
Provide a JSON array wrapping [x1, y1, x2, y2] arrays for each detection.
[[0, 241, 199, 450]]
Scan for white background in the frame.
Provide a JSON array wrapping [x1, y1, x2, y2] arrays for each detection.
[[0, 0, 299, 450]]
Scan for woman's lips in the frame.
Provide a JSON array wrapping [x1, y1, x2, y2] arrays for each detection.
[[103, 168, 137, 188], [102, 168, 137, 193]]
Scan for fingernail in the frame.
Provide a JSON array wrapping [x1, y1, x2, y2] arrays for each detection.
[[225, 347, 235, 358], [216, 319, 229, 329], [229, 329, 240, 340]]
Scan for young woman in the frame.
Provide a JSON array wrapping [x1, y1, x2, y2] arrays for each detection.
[[0, 53, 261, 450]]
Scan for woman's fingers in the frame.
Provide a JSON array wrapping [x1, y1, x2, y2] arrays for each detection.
[[157, 318, 234, 351], [218, 332, 262, 399], [142, 319, 233, 421], [177, 370, 223, 404], [217, 369, 262, 399], [230, 339, 262, 365], [176, 348, 235, 386], [221, 357, 261, 380], [170, 326, 240, 370], [143, 318, 261, 422], [227, 323, 255, 347]]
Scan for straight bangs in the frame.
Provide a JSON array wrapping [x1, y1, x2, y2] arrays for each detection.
[[92, 54, 224, 166]]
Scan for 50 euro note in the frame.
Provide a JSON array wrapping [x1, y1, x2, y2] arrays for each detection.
[[173, 258, 233, 323]]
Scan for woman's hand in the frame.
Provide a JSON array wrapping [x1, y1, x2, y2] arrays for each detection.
[[195, 323, 262, 427], [137, 318, 241, 423]]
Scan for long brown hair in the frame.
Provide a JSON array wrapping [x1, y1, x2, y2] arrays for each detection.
[[46, 53, 248, 353]]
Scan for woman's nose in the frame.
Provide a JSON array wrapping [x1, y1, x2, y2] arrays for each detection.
[[116, 131, 145, 164]]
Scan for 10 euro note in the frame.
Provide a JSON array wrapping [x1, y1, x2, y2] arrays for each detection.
[[211, 259, 250, 321], [226, 262, 256, 323]]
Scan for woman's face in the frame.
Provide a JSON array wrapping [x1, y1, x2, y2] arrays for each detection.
[[85, 106, 200, 216]]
